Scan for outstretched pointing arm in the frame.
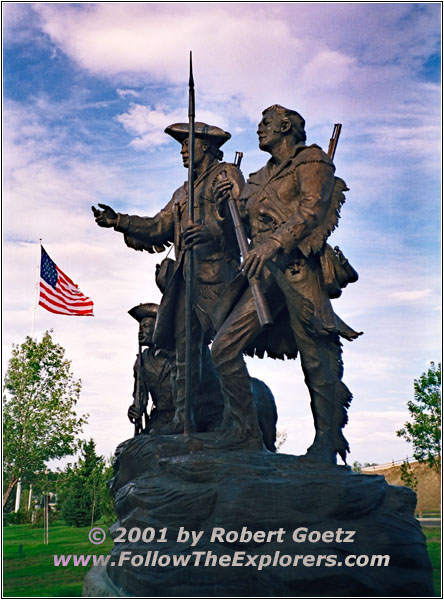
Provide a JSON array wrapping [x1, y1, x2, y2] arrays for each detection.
[[91, 200, 174, 253]]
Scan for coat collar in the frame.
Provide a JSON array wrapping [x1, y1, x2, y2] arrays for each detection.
[[184, 159, 221, 191], [248, 142, 310, 186]]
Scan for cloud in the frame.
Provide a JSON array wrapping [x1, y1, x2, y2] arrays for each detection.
[[345, 409, 412, 463], [389, 289, 433, 303], [116, 88, 140, 99], [276, 409, 413, 465], [116, 103, 229, 150], [116, 103, 180, 149], [24, 3, 439, 172], [2, 3, 42, 45]]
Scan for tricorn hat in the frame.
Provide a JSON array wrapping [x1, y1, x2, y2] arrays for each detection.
[[128, 303, 158, 323], [165, 122, 231, 148]]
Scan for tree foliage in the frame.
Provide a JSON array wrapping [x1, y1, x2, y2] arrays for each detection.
[[99, 460, 118, 525], [399, 460, 418, 491], [61, 439, 106, 527], [397, 362, 441, 473], [351, 461, 377, 473], [275, 430, 288, 452], [3, 331, 88, 507]]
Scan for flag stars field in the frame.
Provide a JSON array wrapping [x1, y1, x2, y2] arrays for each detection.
[[39, 246, 94, 317]]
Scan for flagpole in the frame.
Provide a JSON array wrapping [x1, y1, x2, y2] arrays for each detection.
[[31, 240, 42, 339]]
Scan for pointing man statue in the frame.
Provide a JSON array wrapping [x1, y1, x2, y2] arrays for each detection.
[[92, 122, 263, 440]]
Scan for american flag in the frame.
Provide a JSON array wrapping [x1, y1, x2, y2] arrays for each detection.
[[39, 246, 94, 316]]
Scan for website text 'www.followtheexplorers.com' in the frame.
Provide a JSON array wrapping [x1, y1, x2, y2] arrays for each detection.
[[54, 550, 390, 571], [55, 526, 390, 571]]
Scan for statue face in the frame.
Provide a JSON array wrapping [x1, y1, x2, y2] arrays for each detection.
[[257, 110, 285, 152], [181, 137, 208, 169], [139, 317, 156, 346]]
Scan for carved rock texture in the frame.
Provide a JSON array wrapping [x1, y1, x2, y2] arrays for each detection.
[[84, 435, 433, 597]]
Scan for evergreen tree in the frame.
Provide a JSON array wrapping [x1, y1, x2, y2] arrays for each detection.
[[61, 440, 104, 527]]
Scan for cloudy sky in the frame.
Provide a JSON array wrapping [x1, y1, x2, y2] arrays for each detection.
[[3, 2, 441, 466]]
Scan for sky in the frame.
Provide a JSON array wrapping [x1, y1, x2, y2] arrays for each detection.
[[3, 2, 442, 467]]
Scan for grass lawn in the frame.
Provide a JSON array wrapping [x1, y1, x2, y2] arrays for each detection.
[[3, 521, 113, 597], [423, 526, 442, 597], [3, 522, 442, 597]]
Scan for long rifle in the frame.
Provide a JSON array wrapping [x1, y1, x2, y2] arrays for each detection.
[[184, 52, 196, 436], [134, 343, 144, 436], [328, 124, 342, 160], [221, 158, 273, 328]]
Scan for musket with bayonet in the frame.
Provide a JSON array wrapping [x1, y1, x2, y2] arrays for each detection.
[[183, 52, 196, 436]]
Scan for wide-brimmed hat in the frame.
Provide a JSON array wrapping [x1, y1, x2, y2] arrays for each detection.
[[128, 303, 158, 322], [165, 122, 231, 148]]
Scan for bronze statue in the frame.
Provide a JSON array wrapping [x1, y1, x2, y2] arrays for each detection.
[[92, 122, 248, 435], [127, 298, 278, 449], [85, 69, 433, 596], [213, 104, 362, 464], [127, 303, 175, 434]]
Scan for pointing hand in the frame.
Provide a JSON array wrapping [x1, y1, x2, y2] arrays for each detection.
[[91, 203, 118, 228]]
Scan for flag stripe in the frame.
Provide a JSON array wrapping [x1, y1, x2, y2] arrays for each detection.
[[39, 299, 93, 316], [39, 293, 93, 315], [39, 246, 94, 317], [39, 291, 93, 316], [56, 268, 84, 294], [55, 265, 77, 288], [41, 278, 85, 302], [46, 277, 89, 302], [40, 283, 93, 309]]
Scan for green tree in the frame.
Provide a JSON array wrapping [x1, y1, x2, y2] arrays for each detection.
[[399, 460, 418, 491], [351, 461, 377, 473], [99, 458, 117, 526], [3, 331, 88, 507], [61, 439, 104, 527], [275, 430, 287, 452], [397, 362, 441, 474]]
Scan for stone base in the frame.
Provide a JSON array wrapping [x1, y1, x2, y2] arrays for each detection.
[[83, 565, 124, 597], [83, 434, 433, 597]]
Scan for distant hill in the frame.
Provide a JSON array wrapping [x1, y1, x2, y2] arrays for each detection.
[[363, 461, 440, 515]]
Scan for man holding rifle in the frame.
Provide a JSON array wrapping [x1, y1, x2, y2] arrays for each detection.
[[213, 104, 361, 464], [127, 303, 175, 434]]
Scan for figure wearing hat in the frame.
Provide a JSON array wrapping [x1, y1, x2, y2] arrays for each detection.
[[92, 122, 262, 439], [127, 303, 175, 434]]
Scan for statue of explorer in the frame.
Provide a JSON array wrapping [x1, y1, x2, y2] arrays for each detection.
[[127, 302, 175, 434], [127, 299, 278, 450], [92, 122, 264, 438], [213, 104, 362, 464]]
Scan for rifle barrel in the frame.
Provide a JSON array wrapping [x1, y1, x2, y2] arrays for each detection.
[[328, 123, 342, 160], [222, 168, 273, 329], [134, 344, 143, 436]]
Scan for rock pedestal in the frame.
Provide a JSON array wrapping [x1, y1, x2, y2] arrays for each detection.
[[83, 434, 433, 597]]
